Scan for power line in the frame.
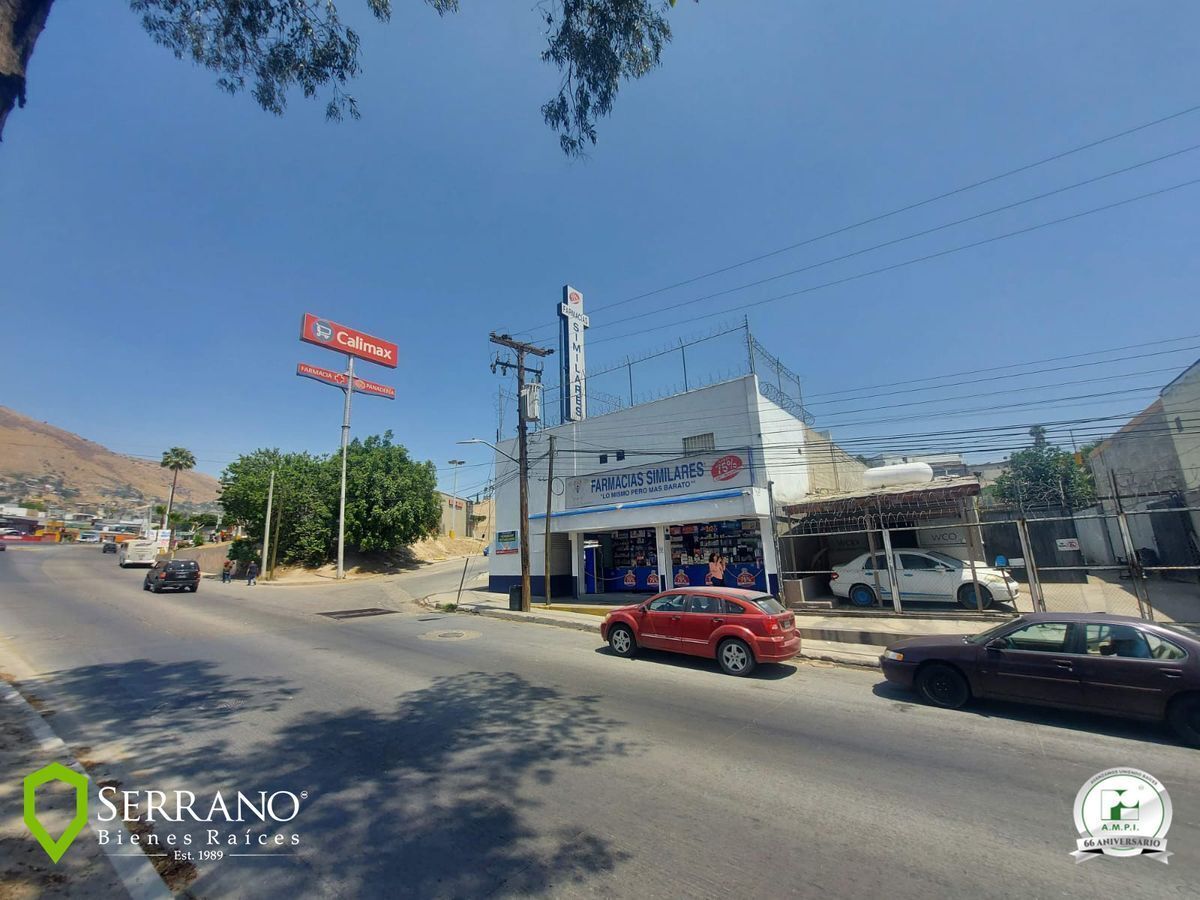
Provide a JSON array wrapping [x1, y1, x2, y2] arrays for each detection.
[[510, 100, 1200, 337], [589, 176, 1200, 344]]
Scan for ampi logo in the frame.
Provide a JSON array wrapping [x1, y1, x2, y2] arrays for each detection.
[[710, 454, 744, 482]]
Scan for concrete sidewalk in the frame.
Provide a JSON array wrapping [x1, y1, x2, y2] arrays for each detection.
[[423, 589, 993, 668]]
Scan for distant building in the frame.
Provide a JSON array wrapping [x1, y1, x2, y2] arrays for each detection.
[[971, 459, 1010, 487]]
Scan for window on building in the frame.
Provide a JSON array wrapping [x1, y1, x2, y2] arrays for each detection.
[[616, 450, 625, 461], [683, 433, 716, 453]]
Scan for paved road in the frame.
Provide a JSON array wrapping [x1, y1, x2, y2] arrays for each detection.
[[0, 544, 1196, 898]]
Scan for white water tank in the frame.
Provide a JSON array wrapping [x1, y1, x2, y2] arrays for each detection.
[[862, 462, 935, 489]]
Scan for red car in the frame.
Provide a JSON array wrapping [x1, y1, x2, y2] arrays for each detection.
[[601, 587, 800, 676]]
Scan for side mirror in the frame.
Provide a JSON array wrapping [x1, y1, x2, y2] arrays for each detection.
[[986, 637, 1008, 651]]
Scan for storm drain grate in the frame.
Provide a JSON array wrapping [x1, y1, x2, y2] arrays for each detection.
[[318, 607, 399, 620]]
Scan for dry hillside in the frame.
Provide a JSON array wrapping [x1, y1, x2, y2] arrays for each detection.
[[0, 406, 220, 507]]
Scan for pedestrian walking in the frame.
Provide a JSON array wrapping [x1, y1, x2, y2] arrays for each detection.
[[246, 561, 259, 586], [221, 559, 233, 583]]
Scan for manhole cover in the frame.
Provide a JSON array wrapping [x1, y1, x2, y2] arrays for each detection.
[[318, 608, 398, 620], [419, 629, 482, 642]]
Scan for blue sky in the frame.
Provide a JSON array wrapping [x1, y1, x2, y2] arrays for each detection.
[[3, 1, 1199, 497]]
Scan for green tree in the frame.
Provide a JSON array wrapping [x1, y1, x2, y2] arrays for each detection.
[[219, 449, 335, 567], [991, 426, 1096, 510], [342, 431, 441, 552], [159, 447, 197, 530], [2, 1, 693, 154]]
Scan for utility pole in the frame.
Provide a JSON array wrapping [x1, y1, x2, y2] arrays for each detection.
[[268, 481, 283, 580], [336, 355, 355, 580], [489, 332, 553, 612], [262, 469, 276, 576], [447, 459, 465, 538], [544, 434, 556, 605]]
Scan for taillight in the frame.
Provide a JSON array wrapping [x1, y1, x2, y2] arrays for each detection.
[[765, 617, 780, 633], [830, 572, 839, 580], [158, 572, 166, 579]]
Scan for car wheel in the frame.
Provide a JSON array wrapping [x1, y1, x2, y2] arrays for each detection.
[[142, 581, 150, 591], [191, 585, 199, 594], [848, 583, 876, 607], [608, 625, 636, 658], [717, 638, 756, 677], [957, 583, 994, 610], [916, 663, 971, 709], [151, 582, 161, 594], [1167, 695, 1200, 747]]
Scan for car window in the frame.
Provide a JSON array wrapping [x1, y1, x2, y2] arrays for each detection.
[[718, 598, 747, 614], [1084, 624, 1150, 658], [862, 554, 889, 572], [686, 594, 721, 615], [899, 553, 939, 571], [1003, 622, 1070, 653], [1144, 631, 1187, 661], [648, 594, 686, 613], [748, 595, 786, 614]]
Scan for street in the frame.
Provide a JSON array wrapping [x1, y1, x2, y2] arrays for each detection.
[[1, 543, 1197, 898]]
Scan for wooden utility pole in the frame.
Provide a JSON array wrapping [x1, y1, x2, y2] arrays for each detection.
[[489, 333, 553, 612]]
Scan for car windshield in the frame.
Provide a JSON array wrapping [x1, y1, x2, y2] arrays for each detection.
[[966, 619, 1022, 644], [749, 595, 786, 615], [926, 552, 963, 569]]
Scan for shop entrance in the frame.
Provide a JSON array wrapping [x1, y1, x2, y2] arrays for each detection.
[[668, 519, 767, 592], [582, 528, 661, 596]]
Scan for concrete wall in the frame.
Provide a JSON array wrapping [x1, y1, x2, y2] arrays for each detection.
[[1090, 399, 1186, 502], [802, 427, 866, 496], [1161, 361, 1200, 491]]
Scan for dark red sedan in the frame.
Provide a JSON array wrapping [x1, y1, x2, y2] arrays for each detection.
[[601, 587, 800, 676], [880, 612, 1200, 746]]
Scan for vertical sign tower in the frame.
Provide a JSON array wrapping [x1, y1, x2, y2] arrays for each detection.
[[558, 285, 589, 422]]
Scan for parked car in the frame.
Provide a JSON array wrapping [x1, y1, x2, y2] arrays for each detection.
[[831, 549, 1018, 609], [78, 531, 101, 543], [600, 587, 800, 676], [102, 540, 118, 554], [0, 527, 21, 537], [143, 558, 201, 594], [880, 612, 1200, 746]]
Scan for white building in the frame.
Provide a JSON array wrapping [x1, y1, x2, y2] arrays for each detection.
[[487, 374, 865, 599]]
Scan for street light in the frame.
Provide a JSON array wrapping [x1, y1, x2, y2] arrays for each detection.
[[447, 459, 465, 538], [457, 438, 518, 464]]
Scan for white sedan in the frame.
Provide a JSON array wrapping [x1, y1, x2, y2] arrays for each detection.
[[830, 549, 1018, 609]]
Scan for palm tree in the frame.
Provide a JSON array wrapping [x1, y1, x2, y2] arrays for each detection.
[[159, 447, 197, 530]]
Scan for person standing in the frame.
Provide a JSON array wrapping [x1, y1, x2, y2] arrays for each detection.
[[707, 552, 726, 586], [221, 559, 233, 583], [246, 560, 259, 586]]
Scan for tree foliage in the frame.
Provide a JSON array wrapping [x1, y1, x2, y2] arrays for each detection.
[[121, 0, 690, 155], [160, 446, 197, 473], [990, 426, 1096, 510], [342, 431, 441, 552], [218, 432, 437, 567]]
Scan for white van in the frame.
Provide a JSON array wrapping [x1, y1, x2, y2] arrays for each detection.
[[118, 541, 160, 568]]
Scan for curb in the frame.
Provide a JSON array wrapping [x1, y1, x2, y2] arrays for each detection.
[[468, 607, 600, 634], [0, 682, 172, 900], [797, 651, 881, 670]]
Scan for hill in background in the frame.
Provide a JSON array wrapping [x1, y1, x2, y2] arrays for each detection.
[[0, 406, 220, 509]]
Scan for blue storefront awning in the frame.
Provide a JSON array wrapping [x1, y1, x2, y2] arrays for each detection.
[[529, 488, 750, 521]]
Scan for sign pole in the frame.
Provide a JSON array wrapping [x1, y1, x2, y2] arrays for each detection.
[[336, 354, 355, 580]]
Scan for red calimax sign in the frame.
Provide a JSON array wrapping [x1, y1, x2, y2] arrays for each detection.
[[300, 313, 398, 368], [296, 363, 396, 400]]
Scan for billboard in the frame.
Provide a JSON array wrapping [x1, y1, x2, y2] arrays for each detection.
[[296, 363, 395, 399], [558, 285, 588, 422], [567, 452, 753, 509], [300, 313, 398, 368]]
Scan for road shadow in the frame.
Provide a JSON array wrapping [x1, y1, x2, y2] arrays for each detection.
[[870, 680, 1180, 747], [191, 670, 637, 897], [22, 659, 296, 775], [28, 659, 641, 896], [593, 646, 799, 681]]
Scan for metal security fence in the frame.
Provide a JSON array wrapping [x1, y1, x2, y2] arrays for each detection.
[[777, 484, 1200, 622]]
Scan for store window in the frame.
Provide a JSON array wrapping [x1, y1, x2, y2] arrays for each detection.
[[668, 520, 765, 592]]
